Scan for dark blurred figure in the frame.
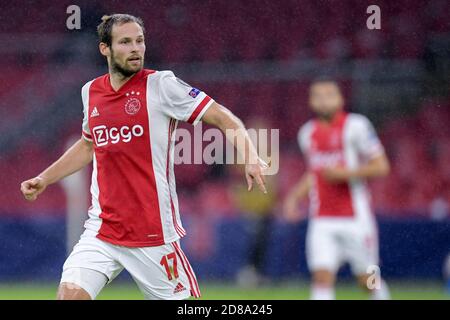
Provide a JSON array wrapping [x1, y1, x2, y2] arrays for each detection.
[[231, 118, 278, 287]]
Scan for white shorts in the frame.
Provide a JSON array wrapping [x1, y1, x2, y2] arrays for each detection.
[[60, 229, 200, 300], [306, 218, 379, 275]]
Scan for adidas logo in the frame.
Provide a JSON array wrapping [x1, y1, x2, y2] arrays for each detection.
[[90, 106, 100, 118], [173, 282, 186, 294]]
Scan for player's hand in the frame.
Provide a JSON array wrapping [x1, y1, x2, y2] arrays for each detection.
[[321, 167, 352, 183], [245, 158, 269, 194], [20, 176, 48, 201]]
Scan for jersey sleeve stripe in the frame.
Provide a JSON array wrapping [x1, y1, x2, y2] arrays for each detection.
[[82, 130, 93, 141], [187, 95, 213, 125]]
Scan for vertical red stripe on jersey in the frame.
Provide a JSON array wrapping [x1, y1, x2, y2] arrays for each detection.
[[172, 242, 200, 298], [310, 112, 354, 218], [166, 118, 186, 237], [187, 96, 211, 124]]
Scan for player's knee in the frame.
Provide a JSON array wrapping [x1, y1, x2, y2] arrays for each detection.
[[312, 269, 335, 286], [356, 273, 374, 292], [57, 282, 92, 300]]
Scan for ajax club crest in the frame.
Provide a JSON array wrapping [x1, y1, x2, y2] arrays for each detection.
[[124, 91, 141, 115]]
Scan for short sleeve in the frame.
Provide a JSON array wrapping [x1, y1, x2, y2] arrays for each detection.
[[81, 80, 93, 141], [158, 71, 215, 125], [297, 121, 314, 156], [352, 115, 384, 160]]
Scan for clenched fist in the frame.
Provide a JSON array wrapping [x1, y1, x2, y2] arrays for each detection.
[[20, 176, 48, 201]]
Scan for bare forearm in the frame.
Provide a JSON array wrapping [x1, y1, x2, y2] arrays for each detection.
[[288, 173, 312, 202], [223, 117, 259, 164], [350, 155, 390, 179], [39, 138, 93, 185], [205, 103, 259, 164], [201, 102, 268, 193]]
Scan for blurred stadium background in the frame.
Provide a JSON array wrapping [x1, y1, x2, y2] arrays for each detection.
[[0, 0, 449, 299]]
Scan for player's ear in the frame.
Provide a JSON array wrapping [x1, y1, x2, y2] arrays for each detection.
[[99, 42, 110, 57]]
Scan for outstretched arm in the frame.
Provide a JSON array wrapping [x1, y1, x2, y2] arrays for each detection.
[[321, 153, 390, 183], [20, 137, 94, 201], [201, 102, 268, 194]]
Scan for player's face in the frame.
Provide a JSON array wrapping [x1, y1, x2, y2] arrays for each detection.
[[109, 22, 146, 77], [309, 82, 344, 120]]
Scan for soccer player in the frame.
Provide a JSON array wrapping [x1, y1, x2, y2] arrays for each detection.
[[284, 78, 391, 300], [20, 14, 268, 300]]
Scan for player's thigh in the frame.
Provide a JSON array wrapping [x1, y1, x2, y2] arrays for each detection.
[[121, 240, 200, 300], [59, 268, 108, 300], [61, 229, 124, 299], [306, 221, 341, 274], [342, 224, 379, 276]]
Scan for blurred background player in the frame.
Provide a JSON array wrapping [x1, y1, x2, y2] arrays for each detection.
[[284, 78, 391, 300], [20, 14, 268, 300]]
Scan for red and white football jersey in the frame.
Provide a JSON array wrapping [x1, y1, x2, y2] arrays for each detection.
[[80, 69, 214, 247], [298, 111, 384, 222]]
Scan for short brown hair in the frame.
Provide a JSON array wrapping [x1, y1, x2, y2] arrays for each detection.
[[310, 76, 342, 92], [97, 14, 145, 47]]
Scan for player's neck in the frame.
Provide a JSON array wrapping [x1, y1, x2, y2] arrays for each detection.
[[108, 70, 136, 92], [317, 110, 344, 125]]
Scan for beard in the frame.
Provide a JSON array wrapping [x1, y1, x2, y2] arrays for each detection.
[[314, 106, 341, 121], [110, 50, 143, 78], [316, 111, 335, 121]]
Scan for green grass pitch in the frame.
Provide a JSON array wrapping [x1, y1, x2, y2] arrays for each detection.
[[0, 281, 448, 300]]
